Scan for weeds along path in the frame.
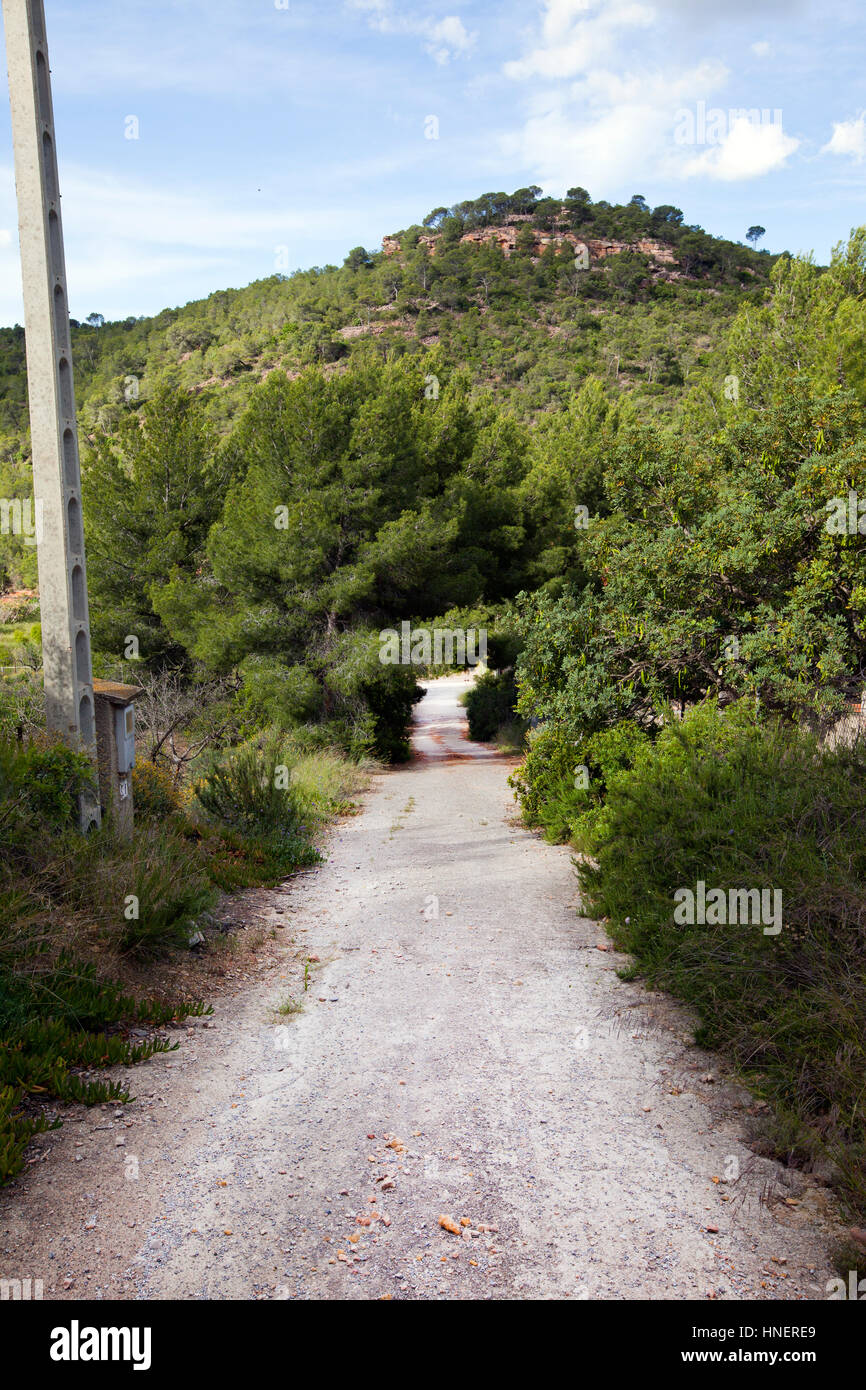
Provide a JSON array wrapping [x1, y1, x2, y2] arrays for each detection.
[[1, 675, 837, 1300]]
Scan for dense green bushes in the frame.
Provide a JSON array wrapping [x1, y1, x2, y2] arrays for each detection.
[[508, 723, 576, 828], [508, 719, 648, 845], [516, 385, 866, 741], [502, 227, 866, 1219], [574, 702, 866, 1213], [0, 737, 95, 857]]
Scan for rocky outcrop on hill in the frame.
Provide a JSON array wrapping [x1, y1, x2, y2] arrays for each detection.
[[381, 221, 679, 267]]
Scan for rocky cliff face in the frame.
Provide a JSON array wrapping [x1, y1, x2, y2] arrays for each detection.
[[381, 220, 679, 267]]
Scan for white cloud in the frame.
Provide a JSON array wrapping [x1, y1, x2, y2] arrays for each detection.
[[0, 229, 13, 247], [347, 1, 476, 63], [500, 0, 804, 192], [683, 116, 799, 180], [501, 60, 730, 190], [425, 17, 476, 65], [502, 94, 659, 188], [751, 41, 772, 57], [821, 114, 866, 162], [504, 0, 655, 81]]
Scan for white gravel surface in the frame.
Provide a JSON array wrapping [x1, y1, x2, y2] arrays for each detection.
[[0, 675, 838, 1300]]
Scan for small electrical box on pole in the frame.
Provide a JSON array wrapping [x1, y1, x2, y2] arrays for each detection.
[[2, 0, 101, 829], [92, 679, 141, 840]]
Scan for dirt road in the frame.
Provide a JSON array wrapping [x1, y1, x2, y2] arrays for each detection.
[[0, 675, 837, 1300]]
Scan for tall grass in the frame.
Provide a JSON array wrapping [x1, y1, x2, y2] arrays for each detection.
[[193, 731, 371, 884], [0, 734, 210, 1184]]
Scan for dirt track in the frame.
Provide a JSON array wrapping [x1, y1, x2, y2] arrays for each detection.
[[0, 675, 838, 1300]]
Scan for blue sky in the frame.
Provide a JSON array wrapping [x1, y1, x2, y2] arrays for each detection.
[[0, 0, 864, 326]]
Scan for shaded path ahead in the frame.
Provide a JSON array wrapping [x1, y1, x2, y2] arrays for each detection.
[[0, 677, 835, 1300], [411, 672, 501, 761]]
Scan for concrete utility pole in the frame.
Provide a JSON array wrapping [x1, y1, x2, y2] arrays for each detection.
[[2, 0, 100, 828]]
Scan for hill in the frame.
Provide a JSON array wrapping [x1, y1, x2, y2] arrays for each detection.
[[0, 187, 779, 470]]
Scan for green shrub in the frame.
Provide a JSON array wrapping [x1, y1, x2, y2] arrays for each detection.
[[508, 723, 578, 832], [463, 669, 520, 742], [237, 633, 421, 763], [579, 700, 866, 1215], [568, 721, 651, 850], [324, 630, 422, 763], [238, 655, 323, 726], [131, 758, 183, 818], [194, 732, 320, 874], [190, 741, 370, 888], [508, 718, 649, 844], [0, 737, 95, 864]]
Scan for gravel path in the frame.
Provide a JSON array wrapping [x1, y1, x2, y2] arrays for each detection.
[[0, 676, 838, 1300]]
